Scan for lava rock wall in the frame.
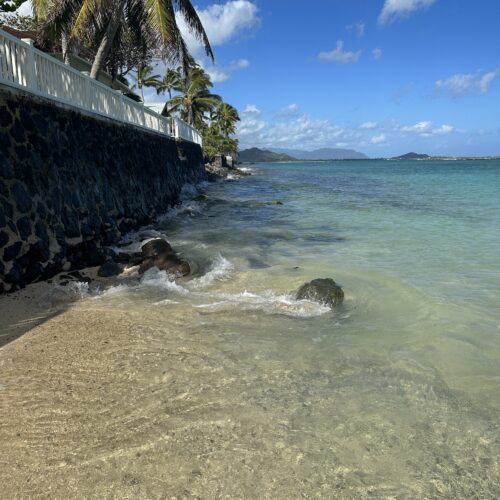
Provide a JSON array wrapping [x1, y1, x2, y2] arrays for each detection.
[[0, 85, 205, 292]]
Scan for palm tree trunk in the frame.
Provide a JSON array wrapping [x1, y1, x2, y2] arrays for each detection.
[[90, 0, 125, 79], [61, 31, 70, 65]]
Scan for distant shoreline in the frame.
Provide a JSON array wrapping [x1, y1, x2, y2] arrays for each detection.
[[240, 156, 500, 164]]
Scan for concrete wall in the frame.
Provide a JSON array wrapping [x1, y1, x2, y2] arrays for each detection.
[[0, 85, 205, 292]]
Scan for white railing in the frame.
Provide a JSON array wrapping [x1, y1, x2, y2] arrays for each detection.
[[0, 28, 202, 146], [171, 117, 202, 144]]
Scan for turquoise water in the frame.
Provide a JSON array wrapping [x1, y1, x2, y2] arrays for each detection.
[[5, 160, 498, 497], [96, 159, 500, 495]]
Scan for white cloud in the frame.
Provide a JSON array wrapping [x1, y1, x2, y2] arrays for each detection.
[[205, 58, 250, 83], [283, 104, 299, 112], [243, 104, 261, 115], [401, 121, 455, 136], [177, 0, 260, 83], [177, 1, 259, 55], [371, 133, 386, 144], [435, 70, 499, 96], [378, 0, 437, 25], [237, 111, 464, 155], [346, 22, 365, 37], [401, 121, 432, 133], [372, 48, 383, 60], [277, 103, 300, 117], [237, 114, 363, 151], [176, 1, 258, 83], [205, 67, 231, 83], [318, 41, 362, 64], [433, 124, 454, 134], [16, 1, 33, 15]]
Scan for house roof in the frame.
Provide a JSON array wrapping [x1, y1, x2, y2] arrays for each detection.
[[0, 25, 37, 41]]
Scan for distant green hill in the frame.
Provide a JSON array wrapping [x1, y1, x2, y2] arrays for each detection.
[[239, 148, 298, 162], [392, 152, 430, 160], [269, 147, 368, 160]]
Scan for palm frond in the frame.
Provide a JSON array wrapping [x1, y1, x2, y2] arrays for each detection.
[[174, 0, 214, 61]]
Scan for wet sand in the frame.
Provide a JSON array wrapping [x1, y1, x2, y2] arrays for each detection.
[[1, 283, 498, 498]]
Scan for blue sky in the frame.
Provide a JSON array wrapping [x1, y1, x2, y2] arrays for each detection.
[[174, 0, 500, 156], [17, 0, 500, 156]]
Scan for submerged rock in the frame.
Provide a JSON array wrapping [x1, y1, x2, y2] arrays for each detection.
[[296, 278, 344, 308], [139, 238, 190, 276], [97, 260, 122, 278], [116, 251, 143, 266], [141, 239, 173, 258], [194, 194, 209, 202]]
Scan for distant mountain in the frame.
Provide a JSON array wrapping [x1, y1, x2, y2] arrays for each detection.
[[391, 152, 430, 160], [269, 147, 368, 160], [239, 148, 298, 162]]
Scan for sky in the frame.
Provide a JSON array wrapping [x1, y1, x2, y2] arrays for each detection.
[[173, 0, 500, 156], [17, 0, 500, 156]]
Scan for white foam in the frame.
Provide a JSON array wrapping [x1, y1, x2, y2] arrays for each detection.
[[139, 268, 190, 295], [120, 228, 163, 245], [153, 299, 180, 305], [187, 254, 234, 289], [93, 283, 130, 298], [194, 289, 330, 318], [238, 167, 254, 174], [156, 200, 203, 221], [38, 280, 91, 308]]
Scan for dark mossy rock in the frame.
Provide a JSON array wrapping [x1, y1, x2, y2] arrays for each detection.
[[97, 260, 122, 278], [141, 238, 174, 258], [296, 278, 344, 308], [116, 251, 144, 265], [139, 251, 190, 277], [194, 194, 209, 201]]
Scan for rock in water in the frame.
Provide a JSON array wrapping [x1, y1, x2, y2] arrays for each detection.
[[139, 238, 190, 276], [141, 239, 173, 258], [296, 278, 344, 308], [97, 260, 122, 278], [138, 252, 190, 276]]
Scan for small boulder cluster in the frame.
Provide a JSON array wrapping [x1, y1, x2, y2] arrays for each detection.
[[97, 238, 190, 278]]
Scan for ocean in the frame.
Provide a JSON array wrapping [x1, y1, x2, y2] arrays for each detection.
[[1, 159, 499, 497]]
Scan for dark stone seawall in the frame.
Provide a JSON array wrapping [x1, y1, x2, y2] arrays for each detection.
[[0, 85, 205, 293]]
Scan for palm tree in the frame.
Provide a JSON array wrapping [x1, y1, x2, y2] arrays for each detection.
[[37, 0, 214, 79], [214, 103, 240, 138], [133, 64, 161, 101], [169, 65, 221, 127], [156, 68, 181, 100]]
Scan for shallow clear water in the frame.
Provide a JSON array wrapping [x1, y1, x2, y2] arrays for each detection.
[[2, 160, 499, 497], [97, 159, 500, 493]]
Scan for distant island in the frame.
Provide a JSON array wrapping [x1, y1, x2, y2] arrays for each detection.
[[391, 152, 430, 160], [269, 147, 368, 160], [239, 148, 500, 163], [389, 152, 500, 161], [238, 148, 298, 162], [239, 147, 368, 162]]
